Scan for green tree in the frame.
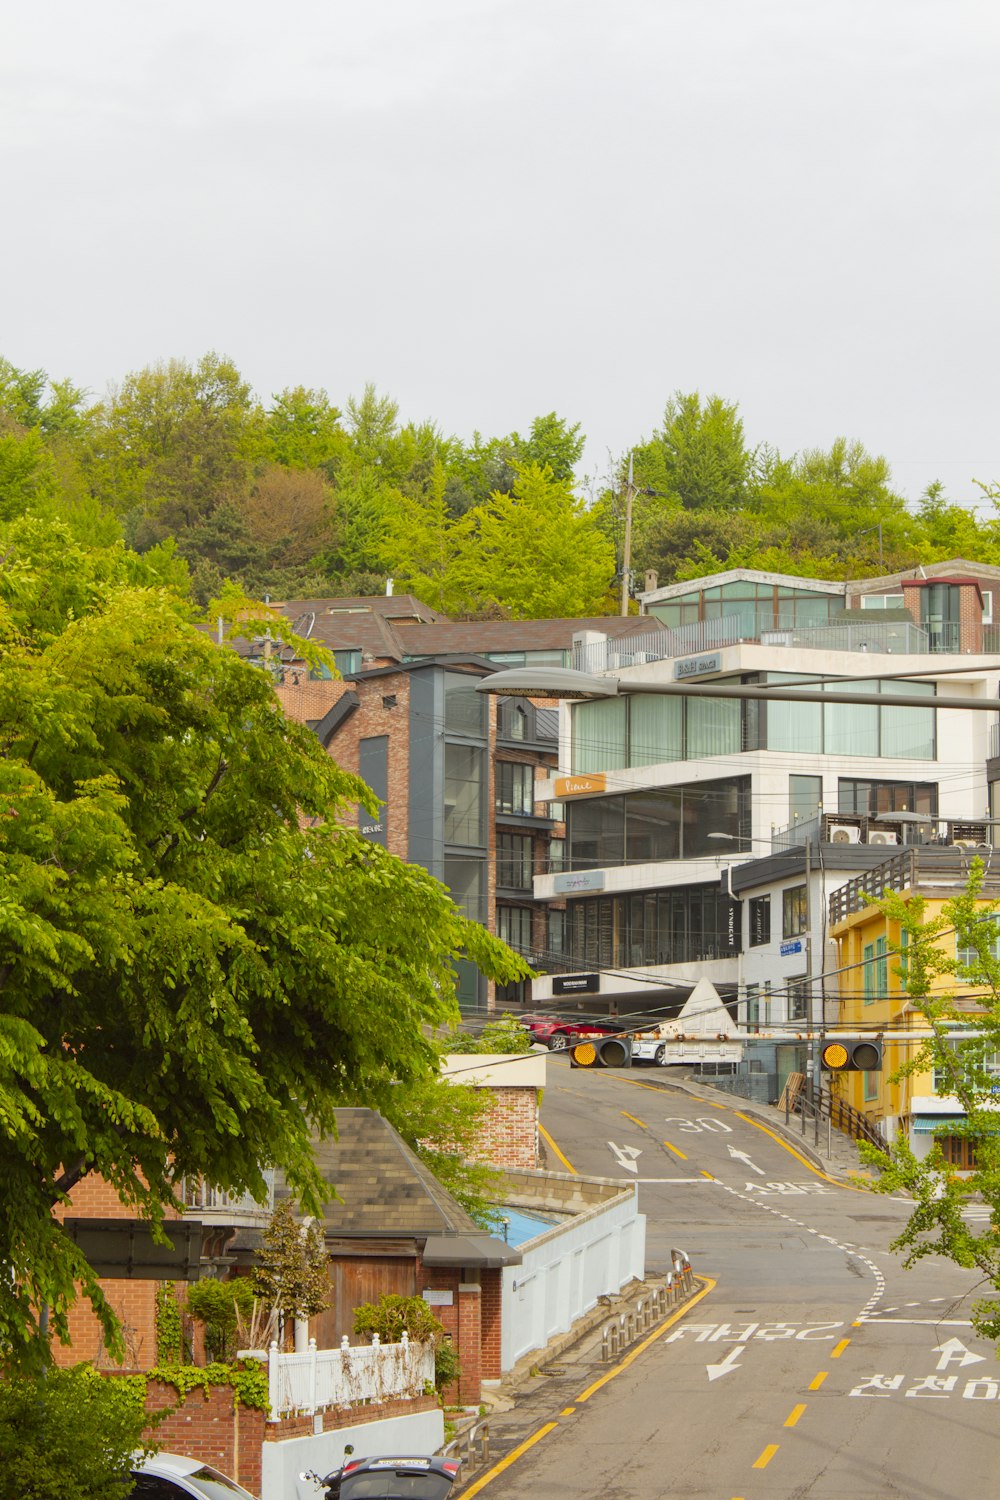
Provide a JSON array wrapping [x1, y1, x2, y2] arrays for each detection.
[[861, 862, 1000, 1350], [84, 352, 264, 545], [449, 461, 615, 618], [0, 1366, 150, 1500], [633, 391, 757, 513], [266, 385, 347, 473], [253, 1199, 329, 1327], [0, 518, 528, 1368]]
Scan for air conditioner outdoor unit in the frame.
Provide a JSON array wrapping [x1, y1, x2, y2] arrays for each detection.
[[868, 830, 899, 846], [829, 825, 862, 844]]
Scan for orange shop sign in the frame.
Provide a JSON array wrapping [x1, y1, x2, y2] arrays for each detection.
[[554, 773, 606, 798]]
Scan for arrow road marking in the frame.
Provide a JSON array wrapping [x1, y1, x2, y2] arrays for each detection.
[[706, 1346, 743, 1381], [727, 1145, 765, 1175], [608, 1141, 642, 1173], [935, 1337, 987, 1370]]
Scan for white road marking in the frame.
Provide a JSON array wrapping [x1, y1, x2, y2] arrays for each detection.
[[706, 1346, 743, 1381], [607, 1140, 642, 1173], [727, 1144, 765, 1175], [935, 1337, 986, 1370]]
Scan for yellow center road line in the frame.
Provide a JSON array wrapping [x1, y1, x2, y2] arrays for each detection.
[[784, 1404, 807, 1428], [621, 1110, 647, 1129], [664, 1140, 688, 1160], [560, 1406, 575, 1415], [575, 1275, 716, 1402], [731, 1110, 864, 1189], [538, 1122, 576, 1175], [809, 1371, 828, 1390], [831, 1338, 851, 1358], [458, 1422, 560, 1499], [753, 1444, 779, 1470], [700, 1169, 715, 1179]]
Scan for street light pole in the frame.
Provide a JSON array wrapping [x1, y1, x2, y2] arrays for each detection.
[[620, 453, 635, 618]]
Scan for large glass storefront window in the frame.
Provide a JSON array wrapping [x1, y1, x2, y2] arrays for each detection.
[[566, 885, 741, 969], [567, 777, 750, 870]]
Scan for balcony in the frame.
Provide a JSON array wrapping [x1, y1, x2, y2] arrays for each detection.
[[574, 612, 997, 675], [181, 1170, 275, 1228], [829, 847, 1000, 927]]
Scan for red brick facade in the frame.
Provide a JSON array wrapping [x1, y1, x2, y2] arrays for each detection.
[[471, 1086, 539, 1170]]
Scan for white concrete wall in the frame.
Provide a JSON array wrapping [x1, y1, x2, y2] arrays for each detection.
[[262, 1408, 445, 1500], [439, 1053, 547, 1088], [500, 1185, 645, 1371]]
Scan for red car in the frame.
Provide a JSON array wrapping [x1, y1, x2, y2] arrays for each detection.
[[518, 1014, 625, 1051]]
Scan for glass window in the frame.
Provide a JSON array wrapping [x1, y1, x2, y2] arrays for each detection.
[[495, 761, 535, 815], [444, 743, 485, 845], [860, 594, 905, 610], [629, 694, 684, 766], [566, 796, 625, 870], [497, 833, 533, 890], [824, 679, 879, 758], [565, 884, 741, 968], [749, 895, 771, 947], [782, 885, 808, 939], [624, 790, 682, 863], [572, 697, 627, 773], [745, 983, 760, 1033], [788, 977, 809, 1021], [686, 695, 741, 758], [765, 675, 823, 754], [547, 908, 565, 956], [444, 857, 484, 922], [509, 706, 527, 740], [863, 1070, 880, 1102], [875, 935, 888, 998], [838, 779, 938, 818], [863, 941, 876, 1004], [789, 775, 822, 829], [497, 905, 533, 951], [548, 837, 566, 873], [957, 916, 1000, 970], [444, 671, 485, 735], [880, 679, 935, 760]]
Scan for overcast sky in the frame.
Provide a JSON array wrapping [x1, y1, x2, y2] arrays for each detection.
[[4, 1, 998, 507]]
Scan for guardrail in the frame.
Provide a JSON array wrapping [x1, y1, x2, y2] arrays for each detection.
[[600, 1250, 694, 1362], [440, 1418, 491, 1478]]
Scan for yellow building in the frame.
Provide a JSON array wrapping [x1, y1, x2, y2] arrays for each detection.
[[828, 847, 998, 1165]]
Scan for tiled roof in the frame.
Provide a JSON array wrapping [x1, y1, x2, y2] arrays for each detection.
[[282, 1109, 485, 1238]]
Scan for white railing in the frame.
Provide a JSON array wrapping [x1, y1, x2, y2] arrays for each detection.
[[181, 1169, 275, 1224], [266, 1332, 434, 1421]]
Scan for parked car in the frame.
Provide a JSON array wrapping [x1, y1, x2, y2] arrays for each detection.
[[519, 1014, 628, 1051], [631, 1029, 668, 1066], [305, 1453, 461, 1500], [130, 1451, 258, 1499]]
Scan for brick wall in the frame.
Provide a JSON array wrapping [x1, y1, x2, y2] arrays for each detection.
[[469, 1087, 539, 1169], [142, 1378, 265, 1495], [480, 1270, 502, 1381], [52, 1174, 184, 1371]]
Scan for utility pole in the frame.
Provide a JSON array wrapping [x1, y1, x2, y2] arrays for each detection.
[[620, 452, 635, 617]]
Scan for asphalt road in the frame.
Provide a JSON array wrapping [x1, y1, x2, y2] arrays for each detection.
[[465, 1063, 998, 1500]]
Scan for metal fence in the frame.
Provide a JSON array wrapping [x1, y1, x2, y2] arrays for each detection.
[[265, 1332, 434, 1421], [600, 1251, 694, 1362]]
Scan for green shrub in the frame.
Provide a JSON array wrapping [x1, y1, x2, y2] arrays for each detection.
[[185, 1278, 258, 1363], [0, 1367, 149, 1500], [352, 1293, 462, 1395]]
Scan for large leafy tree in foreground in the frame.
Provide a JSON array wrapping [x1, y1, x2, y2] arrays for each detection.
[[862, 863, 1000, 1348], [0, 519, 526, 1366]]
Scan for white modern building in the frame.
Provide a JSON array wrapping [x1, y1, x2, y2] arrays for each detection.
[[521, 561, 1000, 1093]]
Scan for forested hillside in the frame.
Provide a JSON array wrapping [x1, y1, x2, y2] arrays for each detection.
[[2, 354, 997, 617]]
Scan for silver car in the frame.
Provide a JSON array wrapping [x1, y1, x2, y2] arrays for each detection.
[[130, 1451, 258, 1500]]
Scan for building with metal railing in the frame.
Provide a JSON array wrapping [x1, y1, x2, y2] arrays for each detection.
[[520, 560, 1000, 1068]]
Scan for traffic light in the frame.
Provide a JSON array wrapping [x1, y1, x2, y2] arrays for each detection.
[[820, 1039, 883, 1072], [570, 1035, 632, 1069]]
